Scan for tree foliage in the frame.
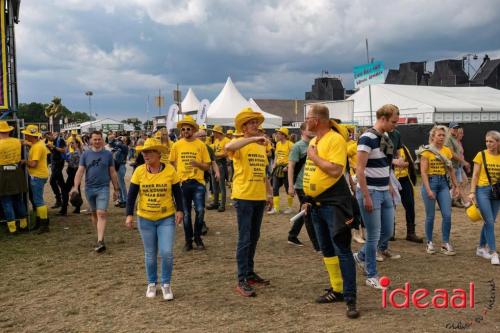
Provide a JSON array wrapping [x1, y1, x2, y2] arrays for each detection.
[[17, 102, 92, 123]]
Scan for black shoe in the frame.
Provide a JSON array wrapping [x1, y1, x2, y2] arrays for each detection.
[[51, 202, 62, 209], [406, 233, 424, 243], [217, 206, 225, 212], [389, 236, 396, 241], [315, 288, 344, 303], [247, 272, 270, 286], [346, 300, 360, 319], [194, 239, 205, 250], [73, 207, 81, 214], [206, 203, 219, 210], [287, 236, 304, 247], [37, 219, 50, 234], [94, 240, 106, 253], [31, 217, 41, 231], [57, 208, 67, 216], [183, 242, 193, 252], [118, 202, 126, 208], [235, 279, 256, 297], [201, 223, 208, 236]]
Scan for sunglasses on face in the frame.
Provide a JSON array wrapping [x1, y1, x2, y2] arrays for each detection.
[[181, 127, 192, 132]]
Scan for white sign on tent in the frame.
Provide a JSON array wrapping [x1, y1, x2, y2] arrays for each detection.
[[197, 99, 210, 125], [166, 104, 179, 130]]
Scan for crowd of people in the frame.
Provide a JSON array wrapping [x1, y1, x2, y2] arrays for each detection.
[[0, 103, 499, 319]]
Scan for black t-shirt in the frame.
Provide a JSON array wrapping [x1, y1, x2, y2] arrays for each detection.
[[50, 136, 66, 162]]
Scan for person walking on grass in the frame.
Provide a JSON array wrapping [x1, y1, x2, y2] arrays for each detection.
[[47, 132, 66, 210], [418, 125, 459, 256], [206, 125, 229, 212], [469, 131, 500, 265], [59, 139, 83, 215], [225, 107, 273, 298], [71, 131, 120, 253], [125, 138, 184, 299], [445, 122, 470, 208], [268, 127, 294, 215], [169, 115, 211, 252], [301, 104, 359, 319]]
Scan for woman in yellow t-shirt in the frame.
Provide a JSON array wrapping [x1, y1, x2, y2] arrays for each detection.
[[125, 138, 184, 300], [468, 130, 500, 265], [419, 125, 459, 255]]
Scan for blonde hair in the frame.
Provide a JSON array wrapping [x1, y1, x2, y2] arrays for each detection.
[[376, 104, 399, 119], [429, 125, 448, 144], [486, 130, 500, 154]]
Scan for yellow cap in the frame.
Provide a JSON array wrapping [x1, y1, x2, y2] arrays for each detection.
[[71, 129, 78, 135], [199, 124, 207, 130], [0, 121, 14, 133], [235, 107, 264, 132], [276, 127, 288, 136], [212, 125, 224, 135], [177, 115, 199, 132], [226, 129, 234, 135], [136, 138, 168, 154], [22, 125, 42, 137], [466, 204, 482, 222]]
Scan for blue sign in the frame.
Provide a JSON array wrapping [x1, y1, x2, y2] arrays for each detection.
[[353, 61, 385, 88]]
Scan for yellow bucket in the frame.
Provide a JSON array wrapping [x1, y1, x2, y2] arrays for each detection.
[[466, 204, 482, 222]]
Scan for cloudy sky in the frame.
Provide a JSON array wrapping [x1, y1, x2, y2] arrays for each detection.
[[16, 0, 500, 120]]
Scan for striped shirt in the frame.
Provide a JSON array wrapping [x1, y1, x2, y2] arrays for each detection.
[[357, 131, 390, 190]]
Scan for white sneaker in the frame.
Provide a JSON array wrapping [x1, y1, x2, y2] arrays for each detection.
[[440, 243, 456, 256], [283, 207, 293, 214], [476, 247, 493, 259], [352, 229, 366, 244], [426, 241, 436, 254], [491, 253, 500, 265], [161, 284, 174, 300], [267, 208, 279, 215], [146, 283, 156, 298], [380, 249, 401, 260], [376, 252, 384, 262], [365, 277, 385, 290]]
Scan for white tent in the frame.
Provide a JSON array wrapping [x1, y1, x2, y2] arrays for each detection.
[[348, 84, 500, 125], [181, 88, 201, 113], [63, 118, 134, 133], [206, 77, 282, 128]]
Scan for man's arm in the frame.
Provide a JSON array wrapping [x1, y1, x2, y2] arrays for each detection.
[[287, 160, 296, 196], [225, 136, 267, 152], [307, 144, 343, 179], [109, 166, 120, 190], [356, 151, 370, 199], [72, 165, 86, 191]]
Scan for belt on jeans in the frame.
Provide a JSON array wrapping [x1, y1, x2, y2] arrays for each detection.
[[2, 165, 17, 171], [181, 179, 200, 186]]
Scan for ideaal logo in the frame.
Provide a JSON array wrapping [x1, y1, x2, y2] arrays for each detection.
[[380, 276, 496, 330]]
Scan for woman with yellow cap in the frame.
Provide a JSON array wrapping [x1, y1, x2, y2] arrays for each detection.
[[22, 125, 50, 233], [268, 127, 294, 214], [469, 130, 500, 265], [125, 138, 184, 299], [0, 121, 28, 234]]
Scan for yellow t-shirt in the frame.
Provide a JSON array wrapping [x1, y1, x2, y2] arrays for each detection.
[[28, 140, 49, 178], [473, 150, 500, 187], [130, 164, 180, 220], [395, 148, 409, 179], [266, 142, 273, 156], [0, 137, 21, 165], [67, 136, 83, 153], [169, 138, 211, 184], [213, 137, 230, 159], [346, 140, 358, 176], [229, 139, 269, 200], [275, 140, 293, 165], [421, 146, 452, 176], [160, 141, 173, 165], [303, 130, 346, 198]]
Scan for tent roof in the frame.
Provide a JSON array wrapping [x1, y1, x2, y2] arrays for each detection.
[[181, 88, 201, 113], [348, 84, 500, 113], [207, 77, 282, 128]]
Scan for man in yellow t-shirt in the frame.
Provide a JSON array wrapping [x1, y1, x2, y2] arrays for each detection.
[[0, 121, 28, 234], [67, 130, 83, 153], [269, 127, 294, 214], [302, 104, 359, 319], [207, 125, 230, 212], [226, 107, 273, 298], [169, 115, 211, 251], [22, 125, 50, 233]]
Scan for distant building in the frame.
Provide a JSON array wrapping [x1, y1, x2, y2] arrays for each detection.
[[428, 59, 469, 86], [305, 77, 345, 101], [252, 99, 305, 126], [384, 61, 430, 86], [471, 55, 500, 89]]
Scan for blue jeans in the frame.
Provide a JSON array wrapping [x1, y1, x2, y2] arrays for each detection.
[[356, 189, 394, 278], [476, 186, 500, 252], [0, 193, 28, 220], [421, 175, 452, 243], [138, 216, 176, 284], [311, 205, 357, 302], [117, 164, 127, 203], [181, 180, 206, 242], [235, 199, 266, 281], [30, 176, 47, 207], [85, 186, 110, 211]]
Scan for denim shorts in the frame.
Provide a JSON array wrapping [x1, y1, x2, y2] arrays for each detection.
[[454, 167, 463, 183], [85, 186, 110, 212], [30, 176, 48, 207]]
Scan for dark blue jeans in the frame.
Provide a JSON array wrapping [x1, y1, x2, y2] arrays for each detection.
[[0, 193, 27, 221], [235, 199, 266, 281], [181, 180, 206, 243], [311, 205, 357, 302]]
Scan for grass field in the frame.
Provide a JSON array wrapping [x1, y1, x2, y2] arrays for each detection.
[[0, 170, 499, 332]]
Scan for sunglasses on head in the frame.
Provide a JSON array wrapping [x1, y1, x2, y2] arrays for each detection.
[[181, 127, 192, 132]]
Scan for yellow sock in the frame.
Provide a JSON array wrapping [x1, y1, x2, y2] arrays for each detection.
[[273, 196, 280, 212], [19, 218, 28, 229], [323, 256, 343, 293], [287, 195, 293, 208], [7, 221, 17, 233], [36, 205, 48, 219]]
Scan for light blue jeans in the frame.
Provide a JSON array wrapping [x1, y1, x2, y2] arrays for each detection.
[[30, 176, 47, 207], [421, 175, 452, 243], [117, 164, 127, 203], [138, 215, 176, 284], [476, 186, 500, 252], [356, 189, 394, 278]]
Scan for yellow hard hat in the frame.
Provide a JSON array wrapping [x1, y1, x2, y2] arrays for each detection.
[[276, 127, 288, 136], [466, 204, 482, 222], [22, 124, 42, 137], [235, 107, 264, 132], [226, 129, 234, 135], [212, 125, 224, 135], [177, 115, 199, 132]]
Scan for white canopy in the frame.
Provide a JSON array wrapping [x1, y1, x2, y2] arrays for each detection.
[[206, 77, 282, 128], [64, 118, 134, 133], [181, 88, 201, 113], [348, 84, 500, 125]]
